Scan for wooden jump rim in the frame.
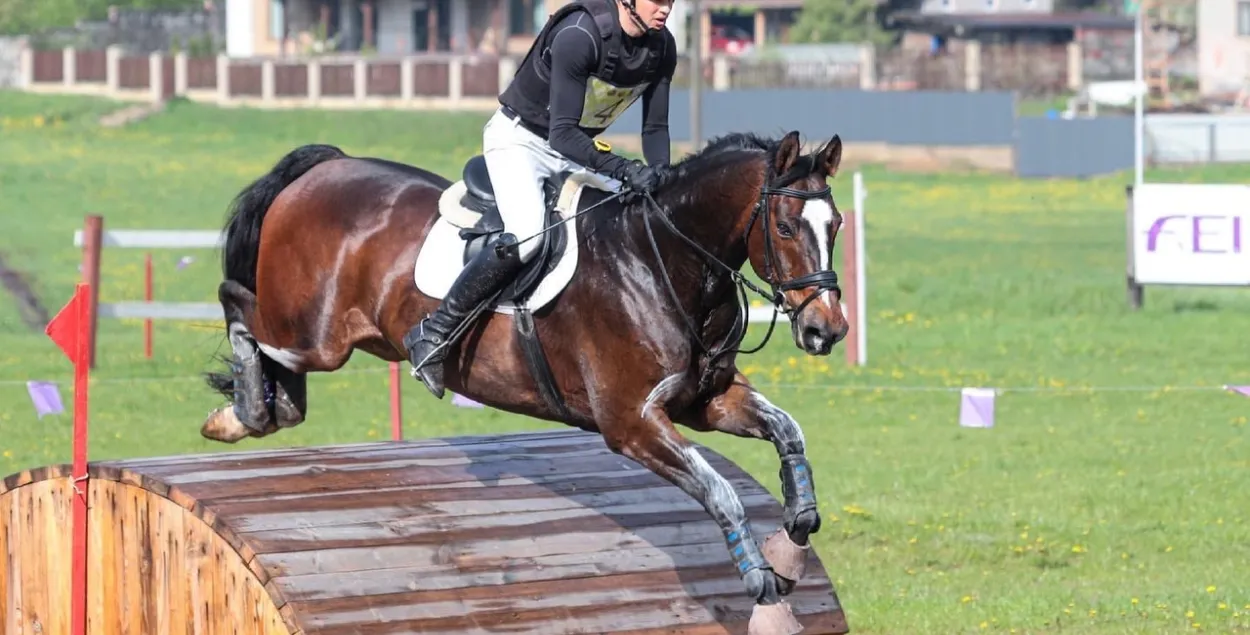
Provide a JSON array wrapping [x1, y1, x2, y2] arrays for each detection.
[[0, 428, 848, 634]]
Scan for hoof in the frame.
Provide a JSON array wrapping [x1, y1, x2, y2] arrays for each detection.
[[200, 406, 250, 443], [200, 406, 275, 443], [762, 528, 810, 584], [748, 600, 804, 635]]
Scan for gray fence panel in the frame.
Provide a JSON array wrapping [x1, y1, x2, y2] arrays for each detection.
[[1146, 114, 1250, 164], [1014, 116, 1134, 178], [607, 88, 1017, 146]]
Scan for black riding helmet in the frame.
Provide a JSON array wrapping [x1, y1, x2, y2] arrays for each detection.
[[619, 0, 658, 34]]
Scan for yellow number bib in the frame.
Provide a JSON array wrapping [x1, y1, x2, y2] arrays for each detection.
[[580, 77, 648, 129]]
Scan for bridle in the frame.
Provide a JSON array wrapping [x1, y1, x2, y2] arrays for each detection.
[[639, 163, 841, 387]]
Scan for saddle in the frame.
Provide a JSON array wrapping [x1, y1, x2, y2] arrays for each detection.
[[423, 154, 604, 421], [454, 155, 571, 305]]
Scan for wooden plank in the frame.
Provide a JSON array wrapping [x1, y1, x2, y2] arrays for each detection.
[[293, 568, 839, 635], [220, 472, 766, 534], [241, 495, 782, 555], [96, 429, 598, 473], [260, 515, 781, 578]]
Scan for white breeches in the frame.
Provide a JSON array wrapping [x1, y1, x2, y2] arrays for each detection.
[[482, 108, 620, 262]]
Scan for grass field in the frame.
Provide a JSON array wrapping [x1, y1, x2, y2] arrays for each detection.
[[1, 90, 1248, 634]]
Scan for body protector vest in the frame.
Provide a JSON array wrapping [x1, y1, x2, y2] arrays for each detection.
[[498, 0, 667, 137]]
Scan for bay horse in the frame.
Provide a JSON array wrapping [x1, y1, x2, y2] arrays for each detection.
[[200, 128, 849, 634]]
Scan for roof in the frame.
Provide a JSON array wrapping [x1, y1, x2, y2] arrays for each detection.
[[889, 11, 1136, 34]]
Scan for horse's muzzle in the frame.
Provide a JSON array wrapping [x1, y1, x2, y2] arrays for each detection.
[[794, 315, 847, 356]]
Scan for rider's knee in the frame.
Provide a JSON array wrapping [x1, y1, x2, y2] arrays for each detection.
[[514, 233, 542, 262]]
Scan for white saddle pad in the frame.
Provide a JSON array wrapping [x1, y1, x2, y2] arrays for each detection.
[[413, 171, 611, 314]]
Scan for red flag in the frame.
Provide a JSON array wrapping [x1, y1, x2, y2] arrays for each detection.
[[46, 283, 87, 364]]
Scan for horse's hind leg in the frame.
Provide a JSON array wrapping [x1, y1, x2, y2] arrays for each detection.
[[266, 358, 307, 429], [201, 280, 280, 443]]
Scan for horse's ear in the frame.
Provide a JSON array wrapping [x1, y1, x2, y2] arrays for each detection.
[[775, 131, 802, 175], [818, 135, 843, 177]]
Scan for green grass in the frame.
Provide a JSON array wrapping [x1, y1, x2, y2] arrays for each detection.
[[1, 90, 1249, 634]]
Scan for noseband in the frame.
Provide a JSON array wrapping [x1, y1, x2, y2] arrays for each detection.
[[639, 166, 842, 386]]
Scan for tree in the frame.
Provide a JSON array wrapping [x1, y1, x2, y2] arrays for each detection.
[[0, 0, 204, 36], [788, 0, 895, 47]]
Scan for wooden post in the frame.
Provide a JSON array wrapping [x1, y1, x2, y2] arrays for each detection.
[[80, 215, 103, 369], [144, 253, 153, 359], [390, 362, 403, 440], [42, 283, 93, 635]]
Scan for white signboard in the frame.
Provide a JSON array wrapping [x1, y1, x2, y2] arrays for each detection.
[[1132, 183, 1250, 286]]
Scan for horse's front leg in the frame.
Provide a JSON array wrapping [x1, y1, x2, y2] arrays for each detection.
[[601, 407, 803, 635], [679, 372, 820, 589]]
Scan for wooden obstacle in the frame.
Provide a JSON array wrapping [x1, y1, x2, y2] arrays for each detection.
[[0, 429, 848, 634]]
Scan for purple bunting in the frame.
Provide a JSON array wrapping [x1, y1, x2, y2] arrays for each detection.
[[26, 381, 65, 418], [959, 387, 995, 428], [1224, 385, 1250, 398]]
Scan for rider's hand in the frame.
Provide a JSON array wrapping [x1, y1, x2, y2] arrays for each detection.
[[618, 159, 664, 195]]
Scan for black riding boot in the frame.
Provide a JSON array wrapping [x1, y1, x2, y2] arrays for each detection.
[[404, 232, 525, 398]]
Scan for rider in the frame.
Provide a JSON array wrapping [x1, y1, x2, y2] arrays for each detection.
[[403, 0, 679, 398]]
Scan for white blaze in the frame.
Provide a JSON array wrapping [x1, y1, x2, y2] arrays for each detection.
[[801, 199, 835, 309]]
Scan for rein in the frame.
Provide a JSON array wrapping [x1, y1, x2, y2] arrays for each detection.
[[638, 170, 840, 381]]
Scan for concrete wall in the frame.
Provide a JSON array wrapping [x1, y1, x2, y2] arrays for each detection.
[[1198, 0, 1250, 97], [0, 37, 25, 88]]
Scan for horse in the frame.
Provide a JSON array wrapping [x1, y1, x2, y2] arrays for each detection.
[[199, 128, 849, 634]]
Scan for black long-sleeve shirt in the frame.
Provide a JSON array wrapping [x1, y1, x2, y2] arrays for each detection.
[[543, 11, 677, 178]]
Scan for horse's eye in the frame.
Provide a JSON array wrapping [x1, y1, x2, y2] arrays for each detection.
[[776, 222, 794, 238]]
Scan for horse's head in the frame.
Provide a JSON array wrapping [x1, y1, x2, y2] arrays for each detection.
[[743, 131, 848, 356]]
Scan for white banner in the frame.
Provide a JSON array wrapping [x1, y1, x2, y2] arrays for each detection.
[[1132, 183, 1250, 286]]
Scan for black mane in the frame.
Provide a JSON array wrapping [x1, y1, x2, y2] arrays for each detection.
[[580, 131, 816, 240]]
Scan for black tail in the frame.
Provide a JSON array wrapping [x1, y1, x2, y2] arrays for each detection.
[[221, 143, 347, 292]]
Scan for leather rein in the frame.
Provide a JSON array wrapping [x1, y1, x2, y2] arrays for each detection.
[[639, 169, 841, 381]]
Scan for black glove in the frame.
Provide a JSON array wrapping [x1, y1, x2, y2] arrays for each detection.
[[617, 159, 664, 197]]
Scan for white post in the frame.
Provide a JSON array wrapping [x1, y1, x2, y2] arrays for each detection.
[[262, 59, 275, 102], [216, 54, 230, 103], [400, 58, 414, 100], [712, 56, 730, 90], [149, 52, 163, 102], [106, 45, 122, 94], [497, 56, 516, 93], [308, 59, 321, 103], [449, 57, 463, 102], [63, 47, 76, 86], [1133, 9, 1144, 187], [852, 171, 867, 366], [174, 52, 188, 95], [354, 59, 367, 101], [18, 46, 32, 88]]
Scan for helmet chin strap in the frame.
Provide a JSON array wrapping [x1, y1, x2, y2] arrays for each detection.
[[619, 0, 652, 33]]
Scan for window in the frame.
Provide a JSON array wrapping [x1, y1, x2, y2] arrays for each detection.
[[1239, 1, 1250, 37], [269, 0, 285, 40]]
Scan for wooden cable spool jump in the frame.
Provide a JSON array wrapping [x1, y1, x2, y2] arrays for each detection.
[[1, 429, 848, 634]]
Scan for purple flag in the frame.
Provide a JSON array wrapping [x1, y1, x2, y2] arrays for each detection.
[[959, 387, 995, 428], [26, 381, 64, 418], [451, 393, 483, 408], [1225, 385, 1250, 398]]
